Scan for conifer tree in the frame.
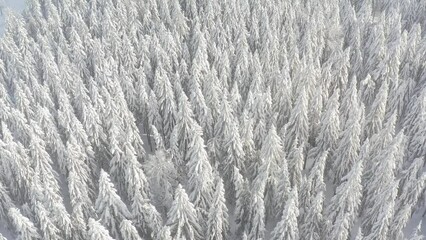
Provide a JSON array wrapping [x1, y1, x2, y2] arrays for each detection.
[[170, 92, 197, 165], [247, 190, 266, 240], [364, 80, 389, 138], [167, 184, 202, 240], [300, 191, 324, 240], [95, 170, 131, 238], [271, 187, 299, 240], [8, 208, 40, 240], [33, 201, 60, 240], [332, 100, 362, 183], [153, 61, 176, 144], [362, 133, 403, 235], [327, 159, 363, 240], [316, 90, 340, 154], [119, 220, 143, 240], [284, 87, 309, 152], [0, 181, 13, 224], [186, 122, 214, 218], [390, 157, 426, 240], [206, 174, 229, 240], [253, 125, 285, 218], [87, 218, 115, 240]]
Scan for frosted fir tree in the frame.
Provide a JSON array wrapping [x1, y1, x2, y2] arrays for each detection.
[[390, 157, 426, 240], [166, 184, 203, 240], [8, 207, 41, 240], [270, 187, 299, 240], [406, 110, 426, 162], [65, 135, 94, 220], [119, 220, 143, 240], [287, 141, 304, 188], [340, 77, 361, 128], [131, 193, 163, 239], [206, 174, 229, 240], [170, 0, 189, 38], [246, 191, 266, 240], [233, 166, 250, 235], [122, 141, 150, 201], [273, 69, 293, 130], [284, 87, 309, 152], [364, 80, 389, 138], [87, 218, 115, 240], [170, 92, 197, 165], [315, 90, 341, 154], [186, 123, 214, 219], [28, 128, 73, 238], [0, 122, 32, 201], [33, 201, 60, 240], [326, 159, 364, 240], [300, 191, 324, 240], [0, 181, 13, 224], [362, 133, 404, 236], [212, 93, 235, 162], [95, 170, 131, 238], [253, 125, 285, 218], [300, 150, 328, 224], [221, 111, 245, 192], [332, 99, 362, 183], [153, 61, 176, 144]]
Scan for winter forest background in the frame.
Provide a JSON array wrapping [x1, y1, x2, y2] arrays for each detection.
[[0, 0, 425, 239]]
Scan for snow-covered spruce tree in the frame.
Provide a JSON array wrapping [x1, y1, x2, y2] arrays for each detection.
[[8, 207, 40, 240], [246, 190, 266, 240], [284, 86, 309, 152], [315, 90, 340, 155], [153, 61, 176, 145], [287, 140, 304, 188], [166, 184, 203, 240], [0, 180, 13, 225], [332, 98, 362, 183], [119, 220, 143, 240], [270, 187, 299, 240], [300, 191, 324, 240], [390, 157, 426, 240], [362, 132, 404, 237], [326, 158, 363, 240], [253, 125, 286, 219], [65, 135, 94, 221], [87, 218, 115, 240], [364, 80, 389, 138], [33, 201, 60, 240], [95, 169, 131, 239], [206, 174, 229, 240], [299, 150, 328, 226], [170, 92, 197, 166], [186, 120, 214, 220], [233, 166, 251, 235]]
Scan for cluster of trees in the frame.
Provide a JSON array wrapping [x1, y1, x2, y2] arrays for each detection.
[[0, 0, 425, 239]]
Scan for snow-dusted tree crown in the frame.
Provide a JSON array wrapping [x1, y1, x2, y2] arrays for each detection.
[[0, 0, 425, 239]]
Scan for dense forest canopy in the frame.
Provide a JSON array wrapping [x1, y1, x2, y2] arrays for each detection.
[[0, 0, 425, 239]]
